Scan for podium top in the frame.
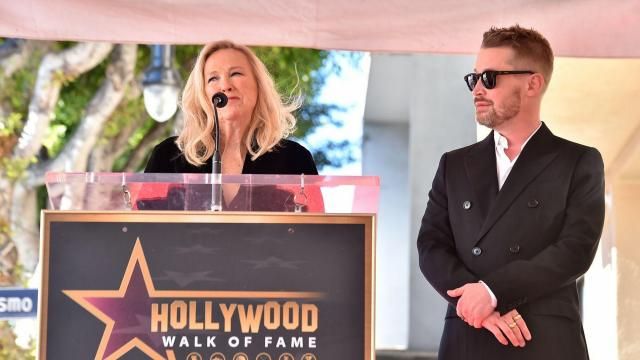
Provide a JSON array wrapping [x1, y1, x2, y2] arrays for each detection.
[[45, 172, 380, 213]]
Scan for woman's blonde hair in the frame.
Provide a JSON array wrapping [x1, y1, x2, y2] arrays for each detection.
[[177, 40, 299, 166]]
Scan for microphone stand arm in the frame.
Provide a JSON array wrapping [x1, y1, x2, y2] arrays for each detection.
[[211, 101, 223, 211]]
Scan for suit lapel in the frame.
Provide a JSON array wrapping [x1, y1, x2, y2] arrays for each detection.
[[464, 133, 499, 223], [474, 123, 561, 245]]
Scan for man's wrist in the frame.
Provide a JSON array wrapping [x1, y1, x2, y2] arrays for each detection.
[[479, 281, 498, 307]]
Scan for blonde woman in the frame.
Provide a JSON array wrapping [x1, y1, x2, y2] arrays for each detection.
[[144, 41, 318, 209], [145, 41, 317, 174]]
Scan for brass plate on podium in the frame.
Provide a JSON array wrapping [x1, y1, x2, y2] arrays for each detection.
[[39, 211, 374, 360]]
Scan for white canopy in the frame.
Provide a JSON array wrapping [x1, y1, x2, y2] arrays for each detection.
[[0, 0, 638, 57]]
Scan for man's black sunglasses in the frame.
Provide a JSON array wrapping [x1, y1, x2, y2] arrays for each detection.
[[464, 70, 534, 91]]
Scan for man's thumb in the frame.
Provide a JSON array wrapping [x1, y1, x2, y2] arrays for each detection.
[[447, 286, 464, 298]]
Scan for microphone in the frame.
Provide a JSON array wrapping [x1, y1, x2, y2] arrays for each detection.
[[210, 92, 227, 211], [212, 92, 228, 108]]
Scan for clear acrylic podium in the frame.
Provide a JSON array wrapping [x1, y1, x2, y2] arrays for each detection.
[[44, 172, 379, 213]]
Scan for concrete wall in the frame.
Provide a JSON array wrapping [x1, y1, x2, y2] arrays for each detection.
[[364, 53, 476, 351], [363, 122, 410, 349]]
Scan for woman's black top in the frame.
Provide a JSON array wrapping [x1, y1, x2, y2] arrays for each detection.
[[144, 136, 318, 175], [139, 137, 318, 211]]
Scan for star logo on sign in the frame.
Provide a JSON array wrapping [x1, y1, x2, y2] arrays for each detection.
[[153, 270, 224, 287], [243, 256, 304, 270], [64, 240, 171, 360], [175, 244, 219, 255]]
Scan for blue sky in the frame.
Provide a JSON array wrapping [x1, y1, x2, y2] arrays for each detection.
[[305, 51, 371, 175]]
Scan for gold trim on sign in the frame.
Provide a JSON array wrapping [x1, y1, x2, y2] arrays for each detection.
[[37, 210, 50, 360], [42, 210, 373, 225], [364, 215, 376, 360]]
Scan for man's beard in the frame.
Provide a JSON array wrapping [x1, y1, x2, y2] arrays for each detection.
[[475, 90, 521, 129]]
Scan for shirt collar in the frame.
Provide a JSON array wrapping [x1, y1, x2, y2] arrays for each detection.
[[493, 122, 542, 152]]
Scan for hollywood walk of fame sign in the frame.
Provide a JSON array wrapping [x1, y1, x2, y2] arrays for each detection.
[[39, 211, 374, 360]]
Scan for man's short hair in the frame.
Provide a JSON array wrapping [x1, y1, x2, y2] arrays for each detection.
[[482, 25, 554, 88]]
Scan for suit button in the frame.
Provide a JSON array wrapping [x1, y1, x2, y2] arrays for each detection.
[[510, 245, 520, 254], [463, 201, 472, 210], [472, 247, 482, 256], [527, 199, 539, 208]]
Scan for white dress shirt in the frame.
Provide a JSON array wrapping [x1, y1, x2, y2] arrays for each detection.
[[481, 122, 542, 307], [494, 122, 542, 190]]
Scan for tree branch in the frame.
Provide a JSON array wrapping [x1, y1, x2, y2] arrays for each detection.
[[0, 40, 44, 128], [123, 118, 173, 172], [88, 109, 147, 172], [0, 39, 49, 79], [26, 44, 137, 186], [13, 42, 114, 160]]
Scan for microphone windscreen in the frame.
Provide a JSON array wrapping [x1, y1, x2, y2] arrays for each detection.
[[212, 92, 228, 108]]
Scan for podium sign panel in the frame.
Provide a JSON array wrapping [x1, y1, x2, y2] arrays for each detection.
[[40, 211, 374, 360]]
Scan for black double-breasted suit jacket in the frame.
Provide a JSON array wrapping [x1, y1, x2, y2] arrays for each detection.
[[417, 123, 605, 359]]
